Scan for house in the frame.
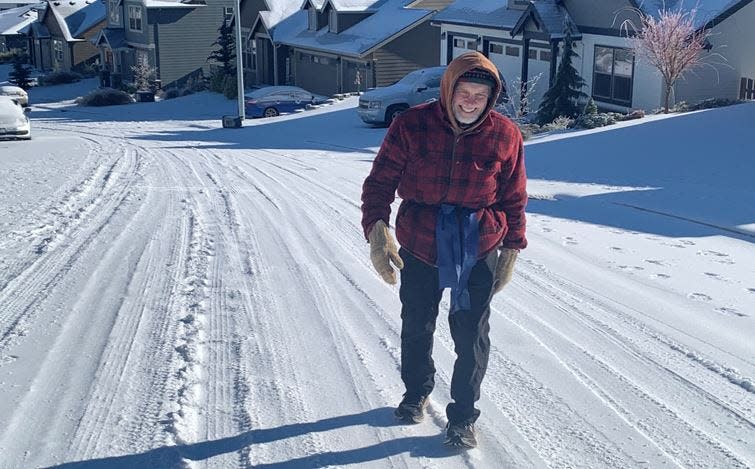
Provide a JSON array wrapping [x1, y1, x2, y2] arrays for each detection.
[[237, 0, 298, 87], [27, 0, 105, 72], [267, 0, 454, 96], [93, 0, 235, 89], [433, 0, 755, 113], [0, 2, 41, 52]]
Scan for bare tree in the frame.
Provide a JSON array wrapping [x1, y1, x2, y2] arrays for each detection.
[[621, 4, 712, 113], [499, 73, 542, 120]]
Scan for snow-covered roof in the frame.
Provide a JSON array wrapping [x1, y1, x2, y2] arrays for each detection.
[[636, 0, 748, 30], [432, 0, 524, 30], [300, 0, 326, 10], [324, 0, 381, 12], [258, 0, 300, 31], [276, 0, 432, 57], [46, 0, 105, 41], [144, 0, 205, 9], [0, 2, 42, 35]]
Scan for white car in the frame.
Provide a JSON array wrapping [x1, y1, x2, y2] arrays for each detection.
[[0, 85, 29, 107], [0, 96, 31, 140]]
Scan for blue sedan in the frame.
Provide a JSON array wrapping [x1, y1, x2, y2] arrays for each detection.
[[244, 86, 330, 118]]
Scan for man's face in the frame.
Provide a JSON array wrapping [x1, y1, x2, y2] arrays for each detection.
[[451, 80, 492, 124]]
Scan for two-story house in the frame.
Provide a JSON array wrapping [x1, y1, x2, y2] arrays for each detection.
[[94, 0, 235, 89], [27, 0, 105, 72], [434, 0, 755, 112]]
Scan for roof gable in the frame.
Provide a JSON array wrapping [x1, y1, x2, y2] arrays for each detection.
[[46, 0, 105, 41]]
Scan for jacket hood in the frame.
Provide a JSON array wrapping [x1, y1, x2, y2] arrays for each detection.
[[440, 51, 502, 135]]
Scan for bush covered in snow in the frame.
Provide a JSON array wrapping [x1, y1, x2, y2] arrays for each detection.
[[76, 88, 133, 106], [38, 70, 83, 86]]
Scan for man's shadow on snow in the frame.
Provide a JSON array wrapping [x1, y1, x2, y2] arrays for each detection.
[[46, 407, 457, 468]]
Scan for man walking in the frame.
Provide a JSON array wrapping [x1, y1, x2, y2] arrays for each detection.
[[360, 51, 527, 448]]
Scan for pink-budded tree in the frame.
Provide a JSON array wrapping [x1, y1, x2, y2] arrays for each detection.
[[621, 4, 719, 113]]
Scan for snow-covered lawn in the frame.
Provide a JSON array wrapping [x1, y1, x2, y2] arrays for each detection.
[[0, 74, 753, 468]]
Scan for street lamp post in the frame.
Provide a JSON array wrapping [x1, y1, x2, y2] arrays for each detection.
[[235, 0, 245, 120]]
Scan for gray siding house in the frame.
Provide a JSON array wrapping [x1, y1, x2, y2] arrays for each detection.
[[238, 0, 298, 87], [434, 0, 755, 112], [270, 0, 453, 96], [94, 0, 235, 89], [28, 0, 105, 72]]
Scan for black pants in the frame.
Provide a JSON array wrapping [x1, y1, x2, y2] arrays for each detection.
[[398, 247, 496, 425]]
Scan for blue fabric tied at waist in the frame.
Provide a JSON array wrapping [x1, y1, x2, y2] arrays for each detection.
[[436, 204, 480, 314]]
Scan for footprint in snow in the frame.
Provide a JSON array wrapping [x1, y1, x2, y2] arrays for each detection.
[[618, 265, 644, 271], [610, 246, 623, 252], [715, 307, 748, 317], [747, 288, 755, 294], [562, 236, 578, 246], [651, 273, 671, 279], [645, 259, 669, 267], [697, 250, 735, 265], [688, 292, 712, 302], [541, 227, 553, 233]]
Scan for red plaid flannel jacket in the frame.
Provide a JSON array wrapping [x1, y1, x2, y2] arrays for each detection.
[[361, 101, 527, 266]]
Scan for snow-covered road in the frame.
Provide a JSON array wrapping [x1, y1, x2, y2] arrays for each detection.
[[0, 95, 752, 468]]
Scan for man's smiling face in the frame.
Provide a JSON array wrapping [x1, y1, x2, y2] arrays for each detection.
[[451, 81, 491, 125]]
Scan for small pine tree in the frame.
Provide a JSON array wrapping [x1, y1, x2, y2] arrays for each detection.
[[537, 31, 588, 124], [208, 19, 236, 77], [583, 97, 598, 115], [9, 54, 33, 90]]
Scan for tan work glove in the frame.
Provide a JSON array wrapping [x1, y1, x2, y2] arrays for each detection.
[[368, 220, 404, 284], [492, 248, 518, 295]]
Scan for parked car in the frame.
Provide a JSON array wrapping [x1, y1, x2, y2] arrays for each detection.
[[0, 97, 31, 140], [358, 66, 446, 125], [244, 86, 329, 118], [0, 85, 29, 107]]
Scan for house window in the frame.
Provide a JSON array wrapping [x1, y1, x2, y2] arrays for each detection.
[[223, 7, 233, 22], [243, 39, 256, 70], [108, 0, 120, 25], [136, 49, 148, 66], [308, 7, 317, 31], [128, 5, 142, 32], [53, 39, 63, 62], [540, 50, 552, 61], [528, 49, 537, 60], [593, 45, 634, 105], [739, 77, 754, 100], [453, 38, 465, 48], [329, 9, 337, 33], [489, 43, 503, 55], [505, 46, 519, 57], [466, 39, 477, 50], [313, 55, 331, 65]]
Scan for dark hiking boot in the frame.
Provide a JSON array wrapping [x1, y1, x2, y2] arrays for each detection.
[[394, 395, 429, 424], [444, 422, 477, 449]]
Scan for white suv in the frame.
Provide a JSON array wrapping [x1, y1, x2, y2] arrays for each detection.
[[358, 66, 446, 126]]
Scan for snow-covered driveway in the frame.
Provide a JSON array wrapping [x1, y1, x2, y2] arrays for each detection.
[[0, 95, 752, 468]]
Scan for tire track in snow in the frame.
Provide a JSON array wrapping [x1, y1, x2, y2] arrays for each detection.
[[497, 258, 754, 467], [0, 143, 142, 361]]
